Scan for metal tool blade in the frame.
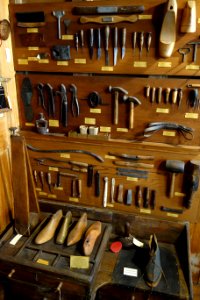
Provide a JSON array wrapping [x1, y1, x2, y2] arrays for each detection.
[[114, 27, 118, 66], [97, 28, 101, 59], [89, 28, 94, 59], [105, 25, 110, 66], [121, 27, 126, 59]]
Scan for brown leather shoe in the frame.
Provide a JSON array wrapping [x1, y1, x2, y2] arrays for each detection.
[[144, 234, 162, 288], [35, 210, 63, 244]]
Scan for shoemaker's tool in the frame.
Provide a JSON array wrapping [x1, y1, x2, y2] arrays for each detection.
[[165, 160, 185, 198], [108, 152, 154, 160], [117, 184, 124, 203], [111, 177, 115, 203], [165, 87, 171, 103], [157, 87, 162, 104], [187, 39, 200, 62], [113, 160, 154, 169], [150, 190, 156, 209], [121, 27, 126, 59], [180, 0, 196, 33], [108, 86, 128, 125], [52, 10, 65, 39], [117, 168, 148, 179], [27, 144, 104, 162], [139, 31, 144, 59], [132, 32, 137, 55], [145, 85, 150, 98], [37, 83, 46, 110], [35, 113, 48, 135], [151, 87, 156, 103], [171, 88, 178, 104], [105, 25, 110, 66], [39, 171, 44, 190], [178, 47, 190, 62], [159, 0, 177, 58], [21, 77, 34, 122], [64, 19, 71, 34], [46, 172, 52, 193], [89, 28, 94, 59], [123, 95, 141, 129], [160, 206, 183, 214], [95, 171, 100, 197], [87, 165, 94, 187], [177, 88, 183, 107], [80, 29, 84, 48], [73, 5, 145, 15], [187, 88, 199, 109], [45, 83, 55, 118], [74, 33, 79, 52], [114, 27, 118, 66], [184, 160, 200, 209], [135, 186, 143, 207], [33, 170, 38, 186], [79, 15, 138, 24], [126, 189, 132, 205], [56, 84, 68, 127], [103, 176, 108, 207], [97, 28, 101, 60], [146, 32, 152, 54], [16, 11, 45, 27], [143, 187, 150, 208], [56, 211, 72, 245], [69, 84, 80, 117]]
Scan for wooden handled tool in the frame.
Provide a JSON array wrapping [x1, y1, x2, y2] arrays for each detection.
[[80, 15, 138, 24], [166, 160, 185, 198]]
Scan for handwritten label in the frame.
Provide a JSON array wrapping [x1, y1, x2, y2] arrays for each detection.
[[69, 197, 79, 202], [18, 59, 28, 65], [74, 58, 86, 64], [62, 34, 73, 40], [116, 128, 128, 132], [140, 208, 151, 214], [57, 61, 69, 66], [127, 177, 138, 182], [49, 167, 58, 172], [70, 256, 89, 269], [100, 126, 111, 133], [84, 117, 96, 125], [60, 154, 70, 158], [133, 61, 147, 68], [28, 47, 39, 51], [38, 59, 49, 64], [123, 267, 138, 277], [101, 66, 113, 71], [49, 119, 59, 127], [25, 122, 34, 127], [163, 130, 176, 137], [185, 112, 198, 119], [27, 28, 38, 33], [90, 108, 101, 114], [167, 213, 178, 218], [37, 259, 49, 265], [48, 194, 57, 199], [138, 15, 152, 20], [186, 64, 199, 70], [28, 56, 38, 61], [156, 108, 169, 114]]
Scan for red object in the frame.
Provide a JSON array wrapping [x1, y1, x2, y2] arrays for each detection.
[[110, 241, 122, 253]]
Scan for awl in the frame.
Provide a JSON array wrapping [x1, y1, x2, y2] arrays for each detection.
[[113, 27, 118, 66], [89, 28, 94, 59], [105, 25, 110, 66], [97, 28, 101, 60]]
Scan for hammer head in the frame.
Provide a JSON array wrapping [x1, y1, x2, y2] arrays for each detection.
[[166, 160, 185, 173], [108, 85, 128, 95], [123, 95, 141, 105]]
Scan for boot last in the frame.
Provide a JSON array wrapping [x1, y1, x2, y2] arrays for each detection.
[[35, 209, 63, 244], [145, 234, 162, 288]]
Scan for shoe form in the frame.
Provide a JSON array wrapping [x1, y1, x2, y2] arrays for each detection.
[[145, 234, 162, 288], [35, 209, 63, 244]]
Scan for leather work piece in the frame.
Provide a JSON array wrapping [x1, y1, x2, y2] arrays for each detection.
[[51, 45, 71, 60], [112, 240, 181, 297], [21, 77, 34, 122], [35, 209, 63, 244], [19, 33, 46, 47]]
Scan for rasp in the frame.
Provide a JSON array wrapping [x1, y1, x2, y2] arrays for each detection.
[[114, 27, 118, 66], [72, 6, 145, 15]]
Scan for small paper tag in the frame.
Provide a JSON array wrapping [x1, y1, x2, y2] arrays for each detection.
[[70, 256, 89, 269], [10, 234, 22, 245], [37, 259, 49, 265], [123, 267, 138, 277], [158, 62, 172, 68], [90, 108, 101, 114], [84, 117, 96, 125], [100, 127, 111, 133], [69, 197, 79, 202], [116, 128, 128, 132]]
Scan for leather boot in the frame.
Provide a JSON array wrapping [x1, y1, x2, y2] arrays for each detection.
[[144, 234, 162, 288], [35, 209, 63, 244]]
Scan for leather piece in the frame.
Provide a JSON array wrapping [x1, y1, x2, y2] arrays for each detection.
[[21, 77, 34, 122]]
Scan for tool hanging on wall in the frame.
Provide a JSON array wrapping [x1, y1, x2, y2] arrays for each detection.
[[52, 10, 65, 39], [184, 160, 200, 209], [79, 14, 138, 24], [165, 160, 185, 198], [108, 86, 128, 125], [123, 95, 141, 129], [72, 5, 145, 15]]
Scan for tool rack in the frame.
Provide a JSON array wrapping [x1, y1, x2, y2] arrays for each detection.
[[0, 0, 199, 299]]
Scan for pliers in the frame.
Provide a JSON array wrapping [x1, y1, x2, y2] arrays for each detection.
[[69, 84, 80, 117]]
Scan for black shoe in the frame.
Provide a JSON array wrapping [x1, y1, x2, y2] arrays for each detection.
[[145, 234, 162, 288]]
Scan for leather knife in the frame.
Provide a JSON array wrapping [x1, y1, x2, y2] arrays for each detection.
[[121, 27, 126, 59], [105, 25, 110, 66], [60, 84, 68, 127], [97, 28, 101, 60]]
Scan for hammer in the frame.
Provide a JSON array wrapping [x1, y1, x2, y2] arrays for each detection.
[[108, 86, 128, 125], [166, 160, 185, 198], [123, 95, 141, 129], [187, 39, 200, 62]]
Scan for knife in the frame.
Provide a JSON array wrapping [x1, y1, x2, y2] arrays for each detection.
[[133, 32, 137, 55], [73, 5, 145, 15], [46, 83, 55, 118], [121, 27, 126, 59], [105, 25, 110, 66], [114, 27, 118, 66], [97, 28, 101, 60], [89, 28, 94, 59]]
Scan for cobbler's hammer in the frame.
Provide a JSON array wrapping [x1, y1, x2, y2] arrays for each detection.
[[108, 86, 128, 125], [187, 39, 200, 62], [123, 95, 141, 129], [166, 160, 185, 198]]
